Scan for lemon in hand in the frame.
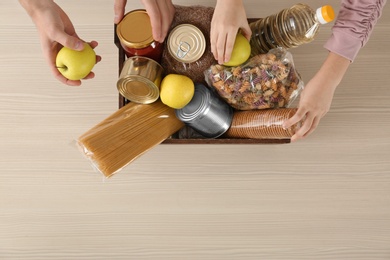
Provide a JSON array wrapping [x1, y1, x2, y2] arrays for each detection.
[[223, 33, 251, 67], [160, 74, 195, 109]]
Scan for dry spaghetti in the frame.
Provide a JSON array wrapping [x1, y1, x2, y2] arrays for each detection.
[[77, 100, 184, 177]]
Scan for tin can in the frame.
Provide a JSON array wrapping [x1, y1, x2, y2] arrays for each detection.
[[167, 24, 206, 63], [175, 83, 233, 138], [117, 56, 164, 104], [116, 9, 163, 62]]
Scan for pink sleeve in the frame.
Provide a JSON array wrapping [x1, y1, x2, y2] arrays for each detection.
[[323, 0, 387, 62]]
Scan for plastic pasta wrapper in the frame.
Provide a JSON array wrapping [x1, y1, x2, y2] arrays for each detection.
[[160, 5, 215, 84], [77, 100, 184, 178], [205, 47, 304, 110], [224, 108, 302, 139]]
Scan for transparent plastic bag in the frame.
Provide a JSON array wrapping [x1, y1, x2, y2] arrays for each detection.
[[77, 100, 184, 178], [224, 108, 302, 139], [160, 5, 215, 84], [205, 47, 304, 110]]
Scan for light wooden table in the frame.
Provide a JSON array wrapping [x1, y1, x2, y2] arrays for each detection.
[[1, 1, 390, 259]]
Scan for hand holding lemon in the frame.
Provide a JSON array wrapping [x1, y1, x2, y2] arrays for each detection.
[[160, 74, 195, 109], [223, 33, 251, 67]]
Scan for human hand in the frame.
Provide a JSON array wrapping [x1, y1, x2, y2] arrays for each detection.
[[283, 76, 335, 142], [283, 52, 350, 142], [211, 0, 251, 64], [114, 0, 175, 43], [19, 0, 101, 86]]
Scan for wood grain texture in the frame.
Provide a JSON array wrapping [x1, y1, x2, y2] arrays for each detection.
[[1, 0, 390, 259]]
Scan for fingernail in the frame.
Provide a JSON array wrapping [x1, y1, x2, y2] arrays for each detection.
[[114, 14, 119, 23], [155, 34, 163, 43], [75, 41, 82, 50]]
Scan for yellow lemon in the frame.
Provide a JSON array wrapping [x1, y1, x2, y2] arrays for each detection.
[[223, 33, 251, 67], [160, 74, 195, 109]]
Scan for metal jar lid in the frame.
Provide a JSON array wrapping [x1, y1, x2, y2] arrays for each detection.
[[117, 56, 164, 104], [167, 24, 206, 63], [175, 83, 233, 138], [116, 9, 154, 49]]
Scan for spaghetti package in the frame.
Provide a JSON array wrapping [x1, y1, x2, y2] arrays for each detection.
[[205, 47, 304, 110], [160, 5, 216, 84], [224, 108, 302, 139], [77, 101, 184, 178]]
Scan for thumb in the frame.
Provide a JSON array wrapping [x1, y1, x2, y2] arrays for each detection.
[[54, 31, 84, 51], [240, 24, 252, 40], [114, 0, 127, 24], [283, 108, 306, 129]]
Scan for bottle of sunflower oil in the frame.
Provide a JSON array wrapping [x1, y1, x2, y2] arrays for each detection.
[[250, 4, 335, 55]]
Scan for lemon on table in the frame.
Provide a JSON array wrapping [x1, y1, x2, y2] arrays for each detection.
[[160, 74, 195, 109]]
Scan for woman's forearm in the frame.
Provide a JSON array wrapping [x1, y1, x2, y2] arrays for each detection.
[[324, 0, 387, 62], [315, 52, 350, 91]]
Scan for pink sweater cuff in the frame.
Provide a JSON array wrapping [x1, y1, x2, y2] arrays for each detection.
[[323, 29, 362, 62]]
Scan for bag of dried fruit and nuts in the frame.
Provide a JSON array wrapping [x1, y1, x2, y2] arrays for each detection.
[[204, 47, 304, 110]]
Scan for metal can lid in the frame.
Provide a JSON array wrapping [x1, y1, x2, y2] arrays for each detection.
[[167, 24, 206, 63], [117, 75, 160, 104], [116, 9, 154, 49]]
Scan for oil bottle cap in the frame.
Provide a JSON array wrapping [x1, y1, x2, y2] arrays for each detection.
[[316, 5, 335, 24]]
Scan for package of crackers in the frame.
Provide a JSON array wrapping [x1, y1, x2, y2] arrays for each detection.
[[204, 47, 304, 110], [224, 108, 302, 139]]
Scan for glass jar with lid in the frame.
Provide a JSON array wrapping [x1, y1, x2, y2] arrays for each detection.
[[116, 9, 163, 62]]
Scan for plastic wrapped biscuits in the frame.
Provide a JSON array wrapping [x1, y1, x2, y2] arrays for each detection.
[[224, 108, 302, 139]]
